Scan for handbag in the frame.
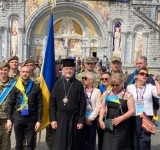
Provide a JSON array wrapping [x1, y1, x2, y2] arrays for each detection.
[[140, 112, 156, 134], [104, 89, 126, 131], [104, 118, 113, 131]]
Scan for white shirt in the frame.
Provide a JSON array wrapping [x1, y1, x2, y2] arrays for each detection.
[[86, 88, 102, 121], [127, 83, 160, 116]]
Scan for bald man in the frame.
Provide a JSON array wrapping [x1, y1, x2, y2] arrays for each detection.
[[7, 66, 43, 150]]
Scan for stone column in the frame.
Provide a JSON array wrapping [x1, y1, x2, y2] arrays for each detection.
[[23, 43, 28, 61], [97, 39, 105, 61], [81, 47, 85, 59], [85, 47, 90, 57], [30, 44, 35, 58], [120, 32, 126, 64], [108, 32, 114, 59], [131, 33, 136, 65], [81, 39, 87, 59], [128, 33, 134, 65], [123, 32, 131, 65], [7, 28, 11, 59], [1, 27, 8, 60], [85, 38, 90, 57], [143, 32, 149, 57], [0, 29, 2, 60], [18, 28, 25, 62]]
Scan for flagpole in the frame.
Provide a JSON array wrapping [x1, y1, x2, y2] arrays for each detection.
[[37, 1, 56, 149], [37, 131, 41, 150]]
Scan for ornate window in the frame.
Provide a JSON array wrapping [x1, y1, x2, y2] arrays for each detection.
[[90, 39, 98, 48]]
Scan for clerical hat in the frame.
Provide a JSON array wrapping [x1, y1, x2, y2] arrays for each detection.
[[62, 59, 75, 67], [23, 58, 35, 66], [8, 56, 19, 63], [0, 62, 9, 69]]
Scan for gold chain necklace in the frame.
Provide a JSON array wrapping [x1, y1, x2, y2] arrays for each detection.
[[63, 78, 74, 105]]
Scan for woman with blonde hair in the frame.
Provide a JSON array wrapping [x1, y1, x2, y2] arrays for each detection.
[[99, 73, 135, 150]]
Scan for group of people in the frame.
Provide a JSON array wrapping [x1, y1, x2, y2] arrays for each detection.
[[0, 56, 42, 150], [0, 55, 159, 150], [50, 55, 160, 150]]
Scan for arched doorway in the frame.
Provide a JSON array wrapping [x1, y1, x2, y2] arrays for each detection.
[[24, 1, 107, 60]]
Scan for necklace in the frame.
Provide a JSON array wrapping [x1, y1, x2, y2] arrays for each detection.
[[112, 88, 124, 95], [63, 78, 74, 105]]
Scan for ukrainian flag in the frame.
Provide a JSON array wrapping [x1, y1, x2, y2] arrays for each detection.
[[37, 14, 56, 132]]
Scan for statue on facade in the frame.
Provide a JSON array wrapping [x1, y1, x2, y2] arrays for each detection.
[[55, 16, 81, 37], [55, 16, 82, 58], [113, 27, 121, 57]]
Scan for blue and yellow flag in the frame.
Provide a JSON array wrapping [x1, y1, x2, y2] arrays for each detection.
[[37, 14, 56, 132]]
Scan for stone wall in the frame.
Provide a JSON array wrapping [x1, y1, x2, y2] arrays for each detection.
[[0, 0, 25, 62], [0, 0, 160, 68]]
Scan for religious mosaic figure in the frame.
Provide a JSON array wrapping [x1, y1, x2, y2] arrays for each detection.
[[74, 40, 81, 50], [26, 0, 40, 18], [92, 1, 110, 28], [55, 39, 64, 50], [11, 18, 19, 56]]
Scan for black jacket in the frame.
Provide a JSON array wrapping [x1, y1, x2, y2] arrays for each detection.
[[7, 82, 43, 122]]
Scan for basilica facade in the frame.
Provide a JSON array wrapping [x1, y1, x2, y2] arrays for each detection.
[[0, 0, 160, 67]]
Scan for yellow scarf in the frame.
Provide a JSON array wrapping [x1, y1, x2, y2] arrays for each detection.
[[15, 78, 31, 111]]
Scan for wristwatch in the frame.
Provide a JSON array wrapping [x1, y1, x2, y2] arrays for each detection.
[[99, 118, 103, 121]]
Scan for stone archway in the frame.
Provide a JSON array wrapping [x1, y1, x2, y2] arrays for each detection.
[[24, 1, 107, 59]]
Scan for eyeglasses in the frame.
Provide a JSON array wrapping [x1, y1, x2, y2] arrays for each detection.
[[101, 78, 108, 81], [111, 84, 120, 87], [82, 77, 87, 80], [138, 72, 149, 77]]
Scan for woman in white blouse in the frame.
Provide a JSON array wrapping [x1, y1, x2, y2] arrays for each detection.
[[127, 67, 160, 150], [81, 72, 101, 150]]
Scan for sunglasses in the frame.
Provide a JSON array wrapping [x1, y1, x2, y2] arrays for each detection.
[[101, 78, 108, 81], [138, 72, 149, 77], [111, 84, 120, 87], [82, 77, 87, 80]]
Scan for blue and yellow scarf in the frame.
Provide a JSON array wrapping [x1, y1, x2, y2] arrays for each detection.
[[15, 78, 33, 111]]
